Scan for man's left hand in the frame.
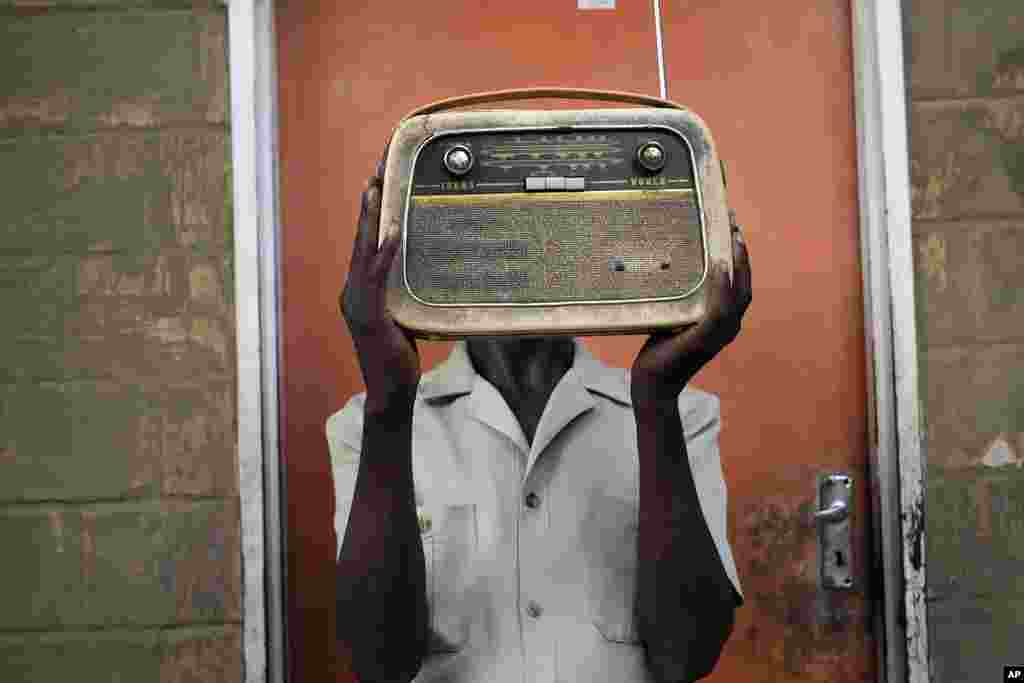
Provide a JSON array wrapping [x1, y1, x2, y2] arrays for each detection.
[[631, 212, 752, 405]]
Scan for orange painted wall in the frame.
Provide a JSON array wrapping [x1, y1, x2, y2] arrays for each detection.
[[277, 2, 870, 681]]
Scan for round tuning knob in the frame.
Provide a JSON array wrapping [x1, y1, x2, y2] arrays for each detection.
[[636, 141, 666, 172], [443, 144, 474, 176]]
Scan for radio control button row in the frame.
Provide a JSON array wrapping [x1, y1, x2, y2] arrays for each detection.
[[524, 177, 585, 192]]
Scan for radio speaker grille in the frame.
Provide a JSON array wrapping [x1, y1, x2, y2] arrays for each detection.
[[405, 190, 704, 305]]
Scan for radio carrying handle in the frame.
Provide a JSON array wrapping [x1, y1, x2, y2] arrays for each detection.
[[402, 88, 686, 120]]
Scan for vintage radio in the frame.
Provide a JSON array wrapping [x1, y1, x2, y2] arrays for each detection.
[[379, 88, 733, 339]]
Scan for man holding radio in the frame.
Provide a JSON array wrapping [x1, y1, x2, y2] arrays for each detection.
[[332, 152, 752, 682]]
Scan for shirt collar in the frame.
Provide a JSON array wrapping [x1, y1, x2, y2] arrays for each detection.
[[417, 338, 633, 407]]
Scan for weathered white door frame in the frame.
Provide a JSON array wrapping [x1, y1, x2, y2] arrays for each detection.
[[852, 1, 929, 681], [226, 1, 285, 682], [226, 1, 928, 682]]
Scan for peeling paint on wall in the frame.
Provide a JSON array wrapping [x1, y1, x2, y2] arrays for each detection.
[[80, 510, 97, 592], [961, 100, 1024, 201], [993, 46, 1024, 90], [49, 511, 65, 554], [919, 232, 948, 292], [980, 434, 1021, 468], [911, 152, 964, 219]]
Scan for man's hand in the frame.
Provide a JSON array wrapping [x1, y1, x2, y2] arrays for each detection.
[[339, 149, 421, 412], [336, 151, 429, 683], [631, 214, 749, 682], [631, 212, 752, 405]]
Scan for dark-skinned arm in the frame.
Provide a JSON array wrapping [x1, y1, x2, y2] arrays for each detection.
[[633, 396, 736, 682], [337, 396, 428, 683], [631, 216, 752, 682], [336, 157, 429, 683]]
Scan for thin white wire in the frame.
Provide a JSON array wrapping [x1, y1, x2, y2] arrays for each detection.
[[653, 0, 667, 99]]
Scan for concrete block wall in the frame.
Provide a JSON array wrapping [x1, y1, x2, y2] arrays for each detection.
[[905, 0, 1024, 680], [0, 2, 240, 680]]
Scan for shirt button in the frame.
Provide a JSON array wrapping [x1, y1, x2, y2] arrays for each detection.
[[525, 491, 541, 509], [525, 600, 543, 618]]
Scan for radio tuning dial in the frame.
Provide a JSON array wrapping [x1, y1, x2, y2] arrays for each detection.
[[443, 145, 474, 176], [636, 141, 666, 172]]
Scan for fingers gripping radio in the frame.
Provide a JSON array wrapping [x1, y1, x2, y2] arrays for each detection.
[[377, 89, 733, 339]]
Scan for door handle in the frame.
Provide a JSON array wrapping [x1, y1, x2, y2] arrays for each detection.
[[817, 473, 853, 590], [815, 499, 849, 522]]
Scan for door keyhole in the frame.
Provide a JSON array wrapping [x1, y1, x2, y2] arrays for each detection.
[[834, 550, 846, 568]]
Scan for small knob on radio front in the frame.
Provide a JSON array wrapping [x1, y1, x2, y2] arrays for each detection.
[[443, 145, 474, 176], [636, 141, 666, 172]]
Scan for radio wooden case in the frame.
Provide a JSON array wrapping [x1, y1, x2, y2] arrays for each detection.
[[379, 94, 732, 339]]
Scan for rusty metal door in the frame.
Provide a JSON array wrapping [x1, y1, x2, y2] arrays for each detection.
[[276, 1, 874, 681]]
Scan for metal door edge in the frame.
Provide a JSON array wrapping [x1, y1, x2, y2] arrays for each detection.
[[227, 1, 287, 682], [851, 0, 929, 681]]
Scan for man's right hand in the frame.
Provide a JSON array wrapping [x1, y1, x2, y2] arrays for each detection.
[[339, 152, 421, 412]]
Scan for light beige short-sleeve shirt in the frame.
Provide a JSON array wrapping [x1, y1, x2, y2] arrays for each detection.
[[328, 338, 742, 683]]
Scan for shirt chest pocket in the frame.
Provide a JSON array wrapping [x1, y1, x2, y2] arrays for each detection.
[[422, 502, 479, 653], [580, 491, 642, 645]]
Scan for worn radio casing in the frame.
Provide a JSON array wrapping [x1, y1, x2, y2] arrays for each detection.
[[379, 104, 732, 339]]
